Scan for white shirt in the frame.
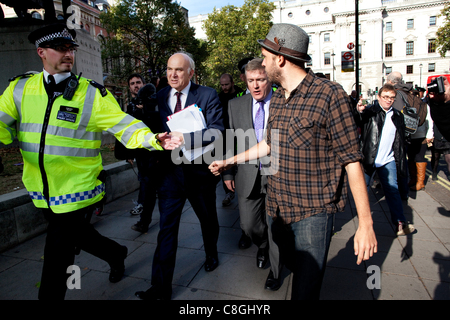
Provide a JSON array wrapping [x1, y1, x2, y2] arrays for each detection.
[[168, 82, 191, 113], [43, 69, 71, 85], [374, 107, 396, 167]]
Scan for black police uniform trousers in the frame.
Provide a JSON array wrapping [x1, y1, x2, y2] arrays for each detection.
[[38, 204, 123, 300]]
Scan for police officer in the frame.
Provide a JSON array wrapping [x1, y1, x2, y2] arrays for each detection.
[[0, 23, 180, 300]]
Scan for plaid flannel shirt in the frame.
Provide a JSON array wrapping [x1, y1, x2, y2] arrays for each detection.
[[266, 69, 363, 224]]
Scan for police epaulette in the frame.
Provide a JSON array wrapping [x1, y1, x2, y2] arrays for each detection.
[[89, 80, 108, 97], [8, 72, 38, 82]]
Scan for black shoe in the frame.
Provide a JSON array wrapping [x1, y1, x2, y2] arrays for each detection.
[[135, 286, 171, 300], [205, 255, 219, 272], [238, 232, 252, 249], [256, 247, 269, 269], [264, 270, 281, 291], [109, 245, 127, 283], [432, 172, 438, 181], [131, 221, 149, 233]]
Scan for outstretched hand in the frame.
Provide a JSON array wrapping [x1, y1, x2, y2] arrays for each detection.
[[209, 160, 234, 176], [157, 132, 182, 150]]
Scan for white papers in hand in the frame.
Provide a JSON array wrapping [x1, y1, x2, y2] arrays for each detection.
[[166, 104, 214, 161]]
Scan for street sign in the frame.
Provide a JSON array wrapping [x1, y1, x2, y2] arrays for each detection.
[[341, 51, 354, 72], [347, 42, 355, 50]]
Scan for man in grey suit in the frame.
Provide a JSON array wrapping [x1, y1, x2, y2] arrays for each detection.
[[222, 58, 282, 291]]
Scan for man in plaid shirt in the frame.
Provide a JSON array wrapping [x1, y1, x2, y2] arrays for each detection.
[[209, 24, 377, 300]]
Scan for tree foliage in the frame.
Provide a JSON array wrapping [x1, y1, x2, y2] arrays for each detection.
[[100, 0, 205, 84], [436, 2, 450, 57], [202, 0, 275, 90]]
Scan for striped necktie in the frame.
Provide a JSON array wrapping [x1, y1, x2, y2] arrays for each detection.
[[174, 92, 182, 113]]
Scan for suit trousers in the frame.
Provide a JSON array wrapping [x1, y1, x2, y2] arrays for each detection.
[[238, 174, 281, 278], [136, 153, 160, 225], [38, 205, 124, 300], [152, 162, 220, 294]]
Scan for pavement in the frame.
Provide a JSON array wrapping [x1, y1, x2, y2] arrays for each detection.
[[0, 155, 449, 301]]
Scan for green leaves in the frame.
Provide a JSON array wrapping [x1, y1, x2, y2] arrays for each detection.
[[202, 0, 275, 90], [436, 3, 450, 57], [100, 0, 199, 83]]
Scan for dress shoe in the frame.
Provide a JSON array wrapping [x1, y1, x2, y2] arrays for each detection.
[[264, 270, 281, 291], [205, 255, 219, 272], [238, 232, 252, 249], [109, 245, 127, 283], [256, 247, 269, 269], [135, 286, 171, 300], [131, 221, 149, 233]]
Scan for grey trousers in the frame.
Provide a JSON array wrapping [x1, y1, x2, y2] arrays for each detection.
[[238, 175, 282, 278]]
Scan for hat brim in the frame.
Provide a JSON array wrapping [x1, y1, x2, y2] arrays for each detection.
[[257, 39, 311, 63]]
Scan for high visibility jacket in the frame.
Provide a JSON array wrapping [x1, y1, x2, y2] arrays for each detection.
[[0, 73, 163, 213]]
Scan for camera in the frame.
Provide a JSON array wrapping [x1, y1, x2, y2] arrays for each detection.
[[427, 76, 445, 94], [129, 97, 143, 110]]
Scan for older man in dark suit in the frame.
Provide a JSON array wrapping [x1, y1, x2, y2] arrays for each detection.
[[135, 52, 224, 300]]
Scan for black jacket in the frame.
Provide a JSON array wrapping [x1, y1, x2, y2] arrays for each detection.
[[353, 100, 407, 177]]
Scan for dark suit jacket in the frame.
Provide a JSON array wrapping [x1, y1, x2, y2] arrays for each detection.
[[156, 82, 224, 152]]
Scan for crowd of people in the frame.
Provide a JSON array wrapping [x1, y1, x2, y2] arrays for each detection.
[[1, 21, 450, 301]]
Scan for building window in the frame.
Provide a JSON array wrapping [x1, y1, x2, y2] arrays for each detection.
[[406, 65, 413, 74], [429, 63, 436, 72], [324, 52, 331, 65], [288, 12, 293, 18], [324, 33, 330, 42], [406, 41, 414, 55], [306, 10, 311, 15], [358, 45, 362, 59], [324, 7, 329, 13], [430, 16, 436, 26], [407, 19, 414, 29], [308, 35, 312, 43], [386, 67, 392, 75], [428, 39, 436, 53], [358, 24, 361, 33], [386, 21, 392, 31], [385, 43, 393, 57]]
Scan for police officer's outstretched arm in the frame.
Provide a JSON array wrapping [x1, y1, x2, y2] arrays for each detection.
[[90, 85, 180, 151]]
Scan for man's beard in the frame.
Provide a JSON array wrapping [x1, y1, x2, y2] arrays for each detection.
[[267, 69, 281, 87]]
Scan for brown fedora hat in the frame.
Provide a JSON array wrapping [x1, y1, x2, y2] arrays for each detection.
[[257, 23, 311, 63]]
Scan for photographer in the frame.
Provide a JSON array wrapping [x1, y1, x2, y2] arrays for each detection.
[[386, 71, 428, 195], [427, 76, 450, 143], [123, 74, 162, 233]]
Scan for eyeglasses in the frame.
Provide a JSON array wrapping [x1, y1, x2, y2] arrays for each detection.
[[44, 45, 77, 53], [380, 95, 396, 101]]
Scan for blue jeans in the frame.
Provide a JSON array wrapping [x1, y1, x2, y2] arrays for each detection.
[[365, 160, 406, 225], [271, 211, 334, 300]]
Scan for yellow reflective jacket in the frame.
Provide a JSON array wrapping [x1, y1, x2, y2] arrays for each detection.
[[0, 73, 162, 213]]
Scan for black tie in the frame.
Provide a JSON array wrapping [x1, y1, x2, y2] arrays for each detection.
[[47, 74, 56, 93], [48, 75, 55, 87]]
